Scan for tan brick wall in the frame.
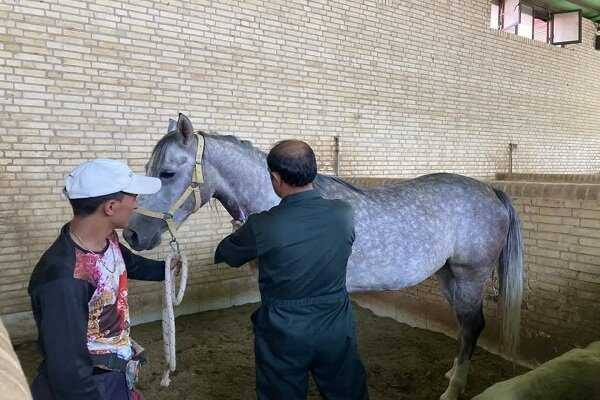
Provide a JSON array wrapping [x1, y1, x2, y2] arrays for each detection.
[[497, 173, 600, 184], [1, 0, 599, 348]]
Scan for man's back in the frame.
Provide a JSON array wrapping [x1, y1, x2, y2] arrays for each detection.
[[249, 190, 354, 301]]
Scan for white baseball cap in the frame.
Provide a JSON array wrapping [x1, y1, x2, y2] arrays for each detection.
[[64, 159, 161, 199]]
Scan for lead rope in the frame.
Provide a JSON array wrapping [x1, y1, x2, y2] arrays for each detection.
[[160, 237, 188, 387], [135, 132, 204, 386]]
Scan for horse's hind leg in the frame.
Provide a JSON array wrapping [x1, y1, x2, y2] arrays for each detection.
[[435, 264, 461, 380], [436, 263, 488, 400]]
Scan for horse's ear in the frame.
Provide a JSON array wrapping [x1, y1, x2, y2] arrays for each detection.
[[167, 118, 177, 133], [177, 113, 194, 145]]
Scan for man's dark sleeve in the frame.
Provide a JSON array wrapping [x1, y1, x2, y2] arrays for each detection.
[[214, 219, 258, 267], [342, 201, 356, 244], [119, 243, 165, 281], [33, 279, 101, 400]]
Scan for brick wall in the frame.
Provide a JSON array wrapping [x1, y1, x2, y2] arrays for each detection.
[[496, 173, 600, 184], [1, 0, 599, 354]]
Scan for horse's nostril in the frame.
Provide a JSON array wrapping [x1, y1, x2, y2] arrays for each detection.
[[123, 228, 138, 245]]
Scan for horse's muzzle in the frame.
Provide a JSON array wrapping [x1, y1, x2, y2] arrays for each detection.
[[123, 228, 162, 251]]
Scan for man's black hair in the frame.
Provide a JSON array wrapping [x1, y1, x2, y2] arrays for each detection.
[[267, 140, 317, 187], [67, 191, 125, 217]]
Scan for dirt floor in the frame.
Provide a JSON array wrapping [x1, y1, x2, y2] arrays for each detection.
[[15, 303, 526, 400]]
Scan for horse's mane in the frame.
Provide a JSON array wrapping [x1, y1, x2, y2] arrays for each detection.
[[210, 136, 365, 196], [147, 131, 178, 175], [207, 133, 267, 160], [314, 174, 365, 195], [148, 130, 266, 175]]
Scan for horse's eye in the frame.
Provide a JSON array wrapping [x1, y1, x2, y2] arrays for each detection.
[[159, 171, 176, 179]]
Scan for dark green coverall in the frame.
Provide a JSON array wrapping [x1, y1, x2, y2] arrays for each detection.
[[214, 190, 368, 400]]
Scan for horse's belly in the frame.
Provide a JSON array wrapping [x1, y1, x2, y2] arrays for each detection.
[[345, 246, 447, 292]]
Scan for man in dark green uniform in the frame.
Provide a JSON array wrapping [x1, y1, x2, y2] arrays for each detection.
[[214, 140, 369, 400]]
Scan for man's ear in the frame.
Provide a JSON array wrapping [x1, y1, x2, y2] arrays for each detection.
[[271, 171, 285, 191], [270, 171, 280, 185], [103, 199, 119, 216]]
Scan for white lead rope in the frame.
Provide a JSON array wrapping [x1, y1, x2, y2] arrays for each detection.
[[160, 246, 188, 387], [135, 133, 204, 387]]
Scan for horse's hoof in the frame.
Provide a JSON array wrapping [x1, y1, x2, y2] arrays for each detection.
[[440, 384, 462, 400], [439, 390, 457, 400], [444, 358, 457, 380], [444, 367, 454, 380]]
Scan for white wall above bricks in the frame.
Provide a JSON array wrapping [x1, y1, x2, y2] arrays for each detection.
[[1, 0, 600, 347]]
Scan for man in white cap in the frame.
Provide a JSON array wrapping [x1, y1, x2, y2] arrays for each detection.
[[28, 159, 179, 400]]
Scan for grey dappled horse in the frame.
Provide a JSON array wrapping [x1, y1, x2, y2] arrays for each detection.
[[124, 114, 523, 400]]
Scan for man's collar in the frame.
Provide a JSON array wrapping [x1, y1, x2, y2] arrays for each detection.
[[280, 189, 320, 205]]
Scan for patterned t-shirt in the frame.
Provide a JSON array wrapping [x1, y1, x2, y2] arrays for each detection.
[[28, 223, 165, 397], [73, 232, 133, 361]]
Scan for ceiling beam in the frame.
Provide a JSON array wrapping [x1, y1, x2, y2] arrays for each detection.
[[528, 0, 600, 21]]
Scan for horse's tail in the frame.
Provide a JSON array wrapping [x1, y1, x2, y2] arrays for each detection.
[[493, 188, 524, 359]]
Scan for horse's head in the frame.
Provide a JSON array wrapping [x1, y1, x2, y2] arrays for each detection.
[[124, 113, 215, 251], [124, 113, 279, 251]]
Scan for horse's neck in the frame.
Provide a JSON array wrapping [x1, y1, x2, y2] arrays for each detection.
[[205, 136, 279, 221]]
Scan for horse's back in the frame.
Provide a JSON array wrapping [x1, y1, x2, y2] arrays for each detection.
[[342, 173, 507, 226], [357, 173, 497, 202], [319, 173, 510, 292]]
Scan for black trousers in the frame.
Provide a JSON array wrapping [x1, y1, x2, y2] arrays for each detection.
[[31, 369, 130, 400], [253, 293, 369, 400]]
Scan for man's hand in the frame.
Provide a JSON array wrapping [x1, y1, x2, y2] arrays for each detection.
[[170, 255, 182, 275], [231, 219, 243, 231]]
